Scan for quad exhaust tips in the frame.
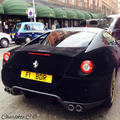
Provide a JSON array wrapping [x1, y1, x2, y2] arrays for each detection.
[[67, 104, 83, 112], [4, 87, 22, 95], [68, 104, 75, 112], [75, 104, 83, 112], [5, 87, 12, 94]]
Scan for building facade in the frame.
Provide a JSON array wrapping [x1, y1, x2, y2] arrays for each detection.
[[48, 0, 118, 15], [119, 0, 120, 13]]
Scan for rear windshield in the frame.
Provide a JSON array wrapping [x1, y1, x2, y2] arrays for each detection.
[[89, 20, 98, 25], [13, 23, 21, 31], [41, 31, 96, 47]]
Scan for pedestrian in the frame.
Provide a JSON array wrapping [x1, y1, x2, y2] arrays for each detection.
[[4, 22, 9, 33]]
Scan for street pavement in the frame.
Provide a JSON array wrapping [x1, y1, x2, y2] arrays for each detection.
[[0, 43, 120, 120]]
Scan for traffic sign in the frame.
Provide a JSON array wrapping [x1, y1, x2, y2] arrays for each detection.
[[28, 7, 34, 18]]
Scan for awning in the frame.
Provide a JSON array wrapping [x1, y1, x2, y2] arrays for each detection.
[[90, 13, 98, 19], [82, 11, 91, 19], [64, 9, 78, 19], [36, 5, 55, 18], [0, 4, 4, 14], [98, 13, 105, 18], [53, 8, 67, 19], [75, 10, 85, 19], [2, 0, 31, 15]]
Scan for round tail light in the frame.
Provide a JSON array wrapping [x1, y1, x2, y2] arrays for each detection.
[[80, 60, 93, 74], [3, 52, 10, 62]]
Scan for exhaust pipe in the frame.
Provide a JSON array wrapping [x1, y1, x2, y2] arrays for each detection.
[[4, 87, 22, 95], [4, 87, 13, 94], [67, 104, 74, 112], [75, 105, 83, 112], [5, 87, 10, 93]]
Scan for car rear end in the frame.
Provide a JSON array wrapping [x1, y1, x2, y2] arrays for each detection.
[[2, 28, 114, 111]]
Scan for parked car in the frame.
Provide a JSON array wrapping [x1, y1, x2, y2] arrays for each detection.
[[86, 19, 103, 27], [2, 27, 120, 112], [0, 32, 12, 48], [10, 22, 46, 44], [99, 15, 120, 40]]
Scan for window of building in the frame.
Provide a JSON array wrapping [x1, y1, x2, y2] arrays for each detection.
[[87, 0, 89, 8], [92, 0, 95, 9], [78, 0, 83, 7], [62, 0, 66, 3], [97, 0, 99, 7], [72, 0, 75, 5]]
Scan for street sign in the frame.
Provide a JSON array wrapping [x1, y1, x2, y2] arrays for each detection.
[[28, 7, 34, 18]]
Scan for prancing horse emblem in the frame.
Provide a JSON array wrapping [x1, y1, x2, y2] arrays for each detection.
[[33, 60, 39, 68]]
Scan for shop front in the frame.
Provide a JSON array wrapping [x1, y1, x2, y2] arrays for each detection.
[[0, 3, 4, 32], [1, 0, 31, 33], [36, 5, 55, 29], [53, 8, 67, 28]]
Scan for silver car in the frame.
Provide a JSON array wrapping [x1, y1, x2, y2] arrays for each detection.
[[0, 32, 12, 48]]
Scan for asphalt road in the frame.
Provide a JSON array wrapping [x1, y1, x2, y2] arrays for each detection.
[[0, 43, 120, 120]]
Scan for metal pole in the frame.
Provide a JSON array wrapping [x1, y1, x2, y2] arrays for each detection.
[[33, 0, 36, 22]]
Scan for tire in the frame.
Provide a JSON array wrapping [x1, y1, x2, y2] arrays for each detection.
[[104, 68, 116, 107], [24, 36, 32, 44], [0, 38, 9, 48], [24, 91, 37, 99]]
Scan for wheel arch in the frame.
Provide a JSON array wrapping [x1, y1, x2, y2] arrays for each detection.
[[0, 37, 9, 43], [25, 35, 32, 39]]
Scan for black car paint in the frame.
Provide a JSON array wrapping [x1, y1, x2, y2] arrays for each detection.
[[1, 28, 120, 111]]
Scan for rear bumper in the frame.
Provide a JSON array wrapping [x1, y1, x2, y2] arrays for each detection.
[[2, 63, 112, 111], [2, 66, 112, 103], [4, 85, 105, 111]]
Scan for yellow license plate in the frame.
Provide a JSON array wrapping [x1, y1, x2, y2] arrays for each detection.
[[20, 70, 53, 84], [12, 33, 15, 35]]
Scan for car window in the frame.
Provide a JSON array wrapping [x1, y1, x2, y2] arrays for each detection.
[[103, 32, 116, 45], [89, 20, 98, 25], [32, 23, 44, 30], [41, 31, 96, 47], [13, 23, 21, 31], [101, 17, 114, 28], [24, 24, 31, 30]]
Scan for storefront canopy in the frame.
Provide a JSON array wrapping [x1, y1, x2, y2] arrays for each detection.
[[0, 4, 4, 14], [36, 5, 55, 18], [75, 10, 85, 19], [65, 9, 78, 19], [82, 11, 91, 19], [2, 0, 31, 15], [53, 8, 67, 19], [98, 13, 105, 18], [90, 13, 98, 19]]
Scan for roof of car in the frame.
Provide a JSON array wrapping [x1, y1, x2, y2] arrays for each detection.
[[107, 14, 120, 18], [87, 19, 100, 21], [17, 22, 44, 24], [54, 27, 104, 34]]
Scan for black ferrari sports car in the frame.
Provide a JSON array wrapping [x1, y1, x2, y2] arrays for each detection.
[[1, 27, 120, 112]]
